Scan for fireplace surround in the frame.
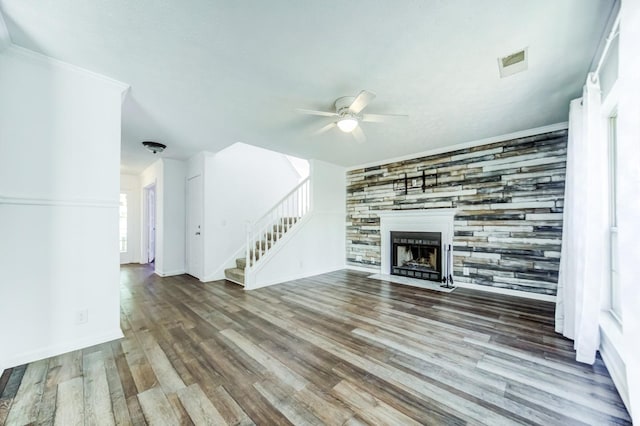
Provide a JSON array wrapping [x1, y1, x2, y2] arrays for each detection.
[[377, 209, 456, 284]]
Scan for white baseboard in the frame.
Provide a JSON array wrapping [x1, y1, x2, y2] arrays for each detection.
[[155, 269, 186, 277], [599, 313, 630, 414], [202, 272, 225, 282], [345, 264, 380, 274], [600, 336, 630, 414], [1, 328, 124, 373], [246, 265, 345, 290]]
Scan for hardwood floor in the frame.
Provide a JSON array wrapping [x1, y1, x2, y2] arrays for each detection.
[[0, 265, 631, 425]]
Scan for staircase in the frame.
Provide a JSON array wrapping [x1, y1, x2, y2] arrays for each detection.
[[223, 217, 300, 286], [224, 178, 310, 287]]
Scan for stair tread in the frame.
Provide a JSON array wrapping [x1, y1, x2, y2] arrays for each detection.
[[242, 214, 306, 275], [224, 267, 245, 286]]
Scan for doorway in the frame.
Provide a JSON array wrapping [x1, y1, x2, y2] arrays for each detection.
[[143, 183, 156, 265], [119, 192, 132, 264]]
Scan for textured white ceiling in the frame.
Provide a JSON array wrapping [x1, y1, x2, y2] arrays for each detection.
[[0, 0, 613, 172]]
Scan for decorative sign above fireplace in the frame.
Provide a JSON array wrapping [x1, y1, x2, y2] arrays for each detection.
[[390, 231, 442, 281]]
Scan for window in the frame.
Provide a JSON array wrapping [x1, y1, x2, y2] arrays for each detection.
[[608, 113, 622, 321], [119, 193, 128, 253]]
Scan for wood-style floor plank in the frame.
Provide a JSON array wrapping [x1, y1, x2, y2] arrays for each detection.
[[4, 359, 48, 425], [208, 385, 254, 426], [83, 351, 116, 426], [54, 377, 84, 426], [102, 343, 133, 426], [332, 379, 422, 426], [0, 265, 632, 425], [177, 384, 227, 426], [137, 387, 179, 426]]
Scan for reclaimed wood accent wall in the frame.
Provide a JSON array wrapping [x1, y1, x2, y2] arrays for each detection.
[[346, 130, 568, 295]]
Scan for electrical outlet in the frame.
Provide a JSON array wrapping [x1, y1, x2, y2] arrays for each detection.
[[75, 309, 88, 325]]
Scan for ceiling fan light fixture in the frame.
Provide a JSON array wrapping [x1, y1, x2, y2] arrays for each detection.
[[142, 141, 166, 154], [337, 117, 358, 133]]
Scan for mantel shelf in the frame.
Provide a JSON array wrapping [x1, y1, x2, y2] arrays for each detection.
[[375, 209, 457, 218]]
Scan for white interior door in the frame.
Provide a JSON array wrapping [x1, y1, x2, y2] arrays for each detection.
[[147, 185, 156, 263], [119, 192, 132, 264], [187, 175, 203, 279]]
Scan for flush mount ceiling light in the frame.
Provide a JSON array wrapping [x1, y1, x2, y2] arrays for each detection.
[[142, 141, 166, 154]]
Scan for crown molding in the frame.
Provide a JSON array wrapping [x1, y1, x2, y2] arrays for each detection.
[[346, 122, 569, 172]]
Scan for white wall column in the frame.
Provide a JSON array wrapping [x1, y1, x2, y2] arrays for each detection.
[[0, 46, 128, 370]]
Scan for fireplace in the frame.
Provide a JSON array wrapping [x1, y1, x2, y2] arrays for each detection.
[[390, 231, 442, 281]]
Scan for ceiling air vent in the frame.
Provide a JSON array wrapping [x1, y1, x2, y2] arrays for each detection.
[[498, 47, 528, 78]]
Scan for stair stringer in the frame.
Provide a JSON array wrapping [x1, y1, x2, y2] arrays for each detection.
[[203, 243, 246, 283], [243, 212, 313, 289], [244, 210, 345, 290]]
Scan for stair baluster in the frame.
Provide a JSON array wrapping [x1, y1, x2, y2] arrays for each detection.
[[227, 178, 311, 287]]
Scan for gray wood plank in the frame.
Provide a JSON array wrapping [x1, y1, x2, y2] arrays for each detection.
[[4, 359, 48, 425], [83, 351, 116, 426], [177, 384, 227, 426], [138, 387, 180, 426], [54, 377, 84, 426]]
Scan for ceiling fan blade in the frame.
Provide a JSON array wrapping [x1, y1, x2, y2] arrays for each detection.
[[351, 126, 366, 144], [361, 113, 409, 123], [297, 108, 338, 117], [349, 90, 376, 114], [313, 122, 336, 136]]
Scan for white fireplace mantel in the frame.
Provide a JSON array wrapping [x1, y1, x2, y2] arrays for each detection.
[[376, 209, 457, 220], [376, 209, 456, 277]]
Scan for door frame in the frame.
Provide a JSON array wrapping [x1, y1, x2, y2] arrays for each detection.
[[119, 190, 134, 264], [142, 182, 157, 265]]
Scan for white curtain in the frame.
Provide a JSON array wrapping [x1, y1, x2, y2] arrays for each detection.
[[555, 73, 609, 364]]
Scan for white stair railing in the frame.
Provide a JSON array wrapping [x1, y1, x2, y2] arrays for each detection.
[[245, 178, 311, 274]]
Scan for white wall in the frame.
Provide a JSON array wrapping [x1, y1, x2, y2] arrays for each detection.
[[162, 159, 187, 275], [120, 173, 141, 264], [0, 46, 128, 370], [594, 4, 640, 421], [250, 160, 346, 289], [201, 143, 303, 281], [616, 1, 640, 420], [0, 10, 10, 51], [140, 158, 186, 277]]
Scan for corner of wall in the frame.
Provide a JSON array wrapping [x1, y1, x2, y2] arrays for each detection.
[[0, 10, 11, 51], [0, 47, 125, 369]]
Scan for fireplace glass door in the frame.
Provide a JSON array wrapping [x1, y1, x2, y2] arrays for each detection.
[[390, 231, 442, 281]]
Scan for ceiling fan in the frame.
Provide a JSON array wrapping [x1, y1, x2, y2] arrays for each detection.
[[297, 90, 407, 143]]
